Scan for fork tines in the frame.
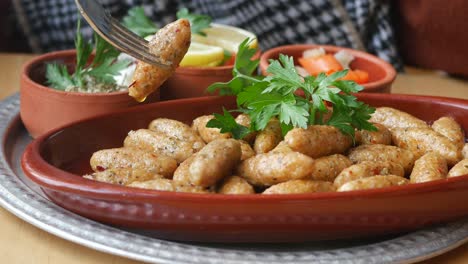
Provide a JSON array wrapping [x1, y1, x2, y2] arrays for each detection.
[[75, 0, 171, 67]]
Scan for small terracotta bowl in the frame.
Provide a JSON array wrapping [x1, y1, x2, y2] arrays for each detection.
[[160, 51, 261, 100], [160, 64, 233, 100], [20, 50, 159, 138], [259, 44, 397, 93]]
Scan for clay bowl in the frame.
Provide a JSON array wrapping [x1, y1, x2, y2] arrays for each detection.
[[160, 51, 260, 100], [259, 44, 397, 93], [160, 64, 233, 100], [22, 93, 468, 243], [20, 49, 159, 138]]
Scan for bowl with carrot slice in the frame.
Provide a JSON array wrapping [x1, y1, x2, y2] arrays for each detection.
[[259, 44, 396, 93]]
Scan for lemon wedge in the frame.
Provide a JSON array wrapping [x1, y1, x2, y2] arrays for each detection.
[[179, 42, 225, 67], [192, 23, 258, 53]]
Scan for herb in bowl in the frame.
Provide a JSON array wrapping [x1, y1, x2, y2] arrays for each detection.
[[45, 20, 131, 93], [207, 39, 377, 138], [122, 7, 159, 38], [176, 8, 212, 36], [122, 7, 211, 37]]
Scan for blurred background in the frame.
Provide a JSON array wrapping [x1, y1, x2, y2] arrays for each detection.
[[0, 0, 29, 52], [2, 0, 468, 78]]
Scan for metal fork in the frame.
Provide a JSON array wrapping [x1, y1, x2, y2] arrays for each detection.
[[75, 0, 170, 68]]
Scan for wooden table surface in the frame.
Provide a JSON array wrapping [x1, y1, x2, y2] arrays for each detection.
[[0, 53, 467, 264]]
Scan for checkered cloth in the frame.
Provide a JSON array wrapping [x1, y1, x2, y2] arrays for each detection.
[[13, 0, 403, 71]]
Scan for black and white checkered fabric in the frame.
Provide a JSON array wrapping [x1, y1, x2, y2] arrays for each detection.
[[13, 0, 403, 70]]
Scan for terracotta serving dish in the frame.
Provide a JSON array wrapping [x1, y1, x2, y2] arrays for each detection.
[[20, 50, 159, 138], [21, 93, 468, 243], [259, 44, 397, 93]]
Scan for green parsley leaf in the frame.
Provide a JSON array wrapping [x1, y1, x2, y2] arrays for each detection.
[[278, 95, 309, 129], [122, 7, 158, 37], [74, 19, 93, 87], [326, 93, 377, 137], [280, 122, 294, 137], [237, 81, 268, 106], [92, 33, 120, 67], [332, 79, 363, 94], [348, 101, 377, 131], [176, 8, 212, 36], [243, 92, 282, 130], [233, 39, 260, 76], [208, 77, 244, 96], [326, 110, 357, 137], [263, 54, 303, 95], [220, 49, 232, 65], [319, 69, 348, 88], [123, 7, 213, 37], [87, 57, 131, 84], [244, 90, 283, 110], [206, 109, 250, 139], [249, 104, 278, 131], [45, 64, 75, 90], [206, 38, 260, 95]]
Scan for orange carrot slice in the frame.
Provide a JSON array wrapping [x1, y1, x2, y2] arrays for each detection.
[[353, 69, 369, 84], [340, 69, 369, 84], [298, 54, 343, 76]]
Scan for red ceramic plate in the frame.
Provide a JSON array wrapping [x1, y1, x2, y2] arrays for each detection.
[[21, 93, 468, 243]]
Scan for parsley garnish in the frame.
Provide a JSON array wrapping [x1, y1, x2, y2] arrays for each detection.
[[219, 49, 233, 66], [123, 7, 211, 37], [122, 7, 158, 37], [176, 8, 212, 36], [206, 108, 251, 139], [45, 64, 75, 90], [45, 20, 130, 91], [206, 38, 261, 95], [207, 39, 377, 138]]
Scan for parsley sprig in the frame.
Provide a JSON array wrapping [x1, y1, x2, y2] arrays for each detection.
[[176, 8, 212, 36], [46, 20, 130, 91], [123, 7, 212, 37], [206, 39, 376, 138], [122, 7, 158, 37], [209, 109, 251, 139], [206, 39, 261, 95]]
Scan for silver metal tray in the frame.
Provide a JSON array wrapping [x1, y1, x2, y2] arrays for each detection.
[[0, 94, 467, 264]]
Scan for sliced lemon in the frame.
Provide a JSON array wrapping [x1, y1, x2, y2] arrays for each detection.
[[192, 23, 258, 53], [179, 42, 225, 67]]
